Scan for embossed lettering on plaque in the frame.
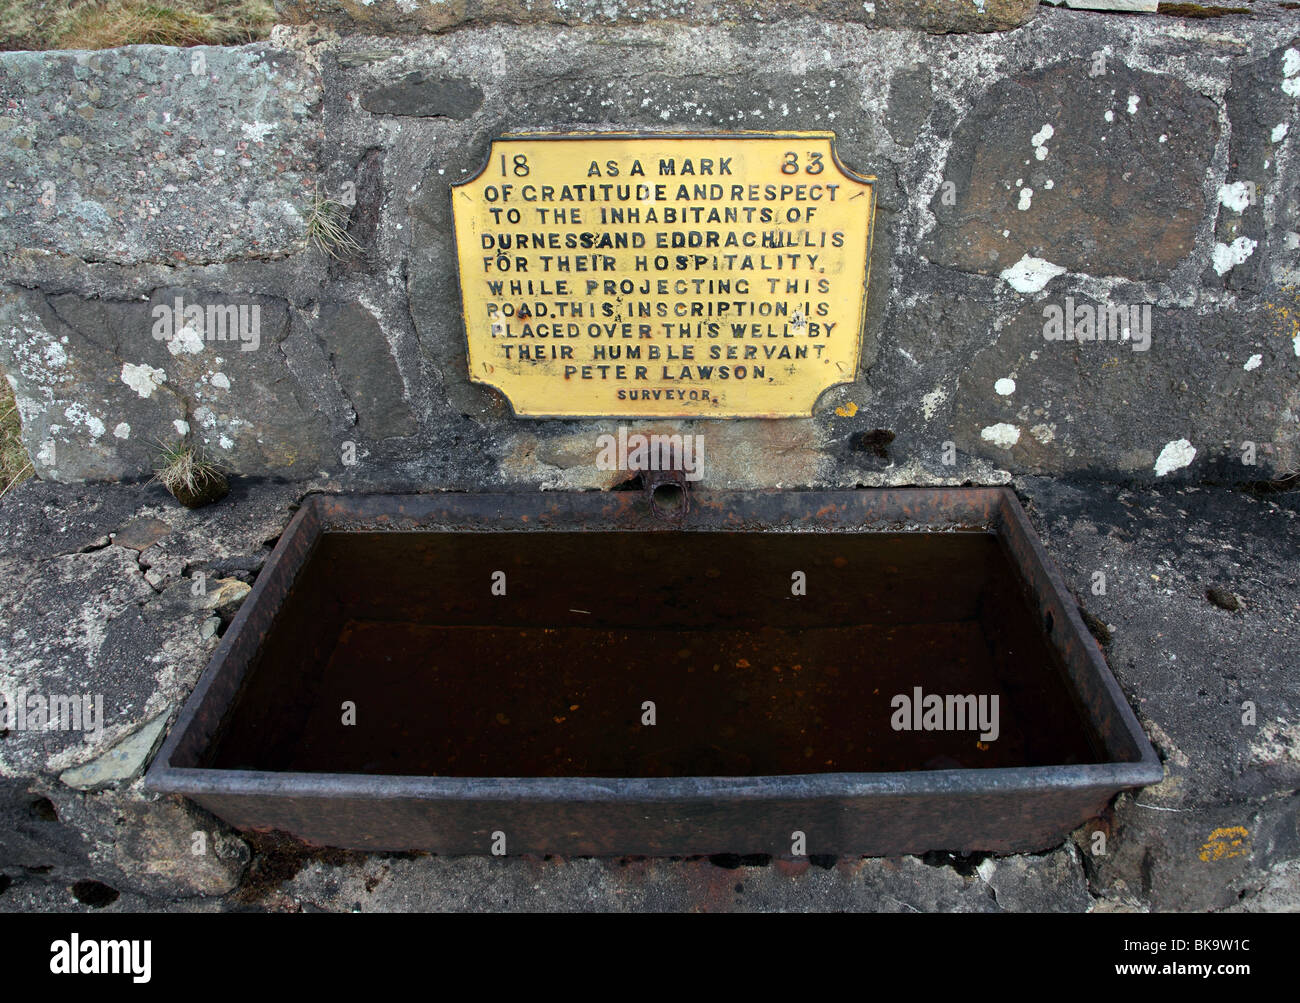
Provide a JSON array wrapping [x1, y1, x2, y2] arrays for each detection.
[[452, 133, 876, 418]]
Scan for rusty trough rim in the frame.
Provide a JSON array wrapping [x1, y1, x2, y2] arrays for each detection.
[[145, 487, 1164, 803]]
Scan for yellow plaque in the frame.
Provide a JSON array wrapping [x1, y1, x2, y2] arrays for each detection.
[[452, 133, 876, 418]]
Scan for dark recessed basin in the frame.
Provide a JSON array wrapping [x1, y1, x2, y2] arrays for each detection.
[[145, 489, 1162, 855]]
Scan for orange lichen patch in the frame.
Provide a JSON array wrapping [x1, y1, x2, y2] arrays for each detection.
[[1264, 285, 1300, 349], [835, 401, 859, 418], [1198, 826, 1250, 862]]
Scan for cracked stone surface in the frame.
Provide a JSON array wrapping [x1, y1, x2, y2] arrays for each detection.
[[0, 480, 299, 898]]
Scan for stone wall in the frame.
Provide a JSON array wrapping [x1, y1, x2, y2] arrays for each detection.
[[2, 7, 1298, 491], [3, 7, 1299, 909]]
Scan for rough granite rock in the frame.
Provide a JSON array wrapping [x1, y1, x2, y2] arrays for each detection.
[[0, 284, 341, 481], [975, 843, 1093, 912], [1215, 36, 1300, 295], [3, 12, 1299, 485], [0, 45, 321, 265], [273, 0, 1042, 35], [951, 302, 1300, 477], [925, 61, 1220, 283]]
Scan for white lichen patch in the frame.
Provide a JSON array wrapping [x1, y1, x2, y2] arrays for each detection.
[[167, 323, 204, 355], [1154, 438, 1196, 476], [113, 422, 130, 439], [120, 362, 166, 398], [1031, 123, 1053, 161], [1217, 181, 1253, 213], [210, 372, 230, 390], [1284, 49, 1300, 98], [1029, 423, 1055, 444], [1212, 236, 1258, 275], [921, 386, 947, 421], [1273, 122, 1290, 143], [1000, 254, 1065, 293], [1244, 354, 1262, 371], [63, 402, 105, 439], [994, 377, 1016, 396], [1104, 109, 1114, 123], [43, 341, 67, 368], [1018, 187, 1033, 211], [173, 419, 190, 436], [240, 120, 276, 142], [1127, 94, 1140, 114], [980, 423, 1020, 449]]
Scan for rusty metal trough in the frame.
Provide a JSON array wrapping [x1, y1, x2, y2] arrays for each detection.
[[145, 488, 1162, 855]]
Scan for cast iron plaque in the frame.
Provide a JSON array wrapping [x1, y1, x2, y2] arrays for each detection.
[[452, 133, 876, 418]]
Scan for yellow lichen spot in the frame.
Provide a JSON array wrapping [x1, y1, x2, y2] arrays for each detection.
[[835, 401, 859, 418], [1198, 825, 1250, 862], [976, 741, 990, 751], [736, 658, 751, 668]]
